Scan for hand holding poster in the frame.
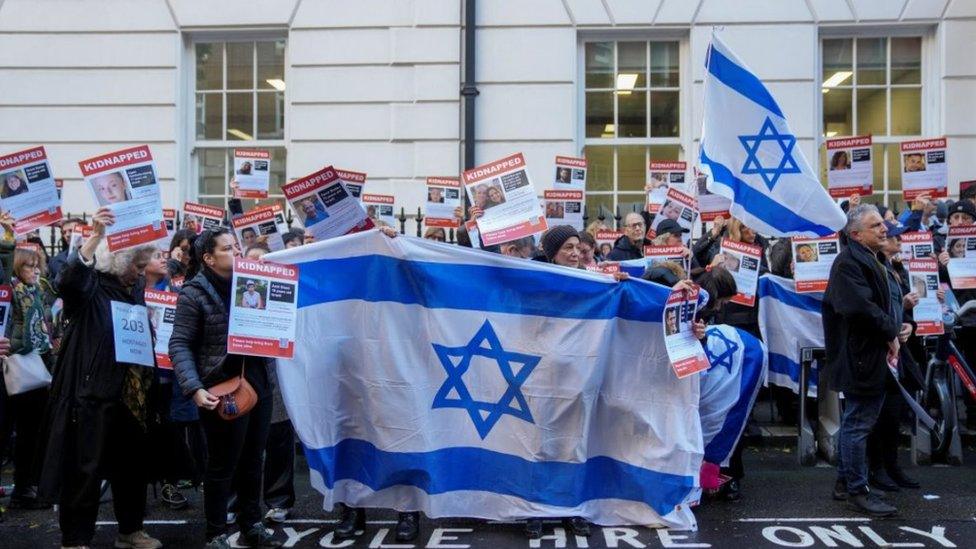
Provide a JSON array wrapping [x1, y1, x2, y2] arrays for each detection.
[[900, 231, 935, 260], [825, 136, 873, 198], [67, 224, 93, 255], [553, 156, 587, 191], [663, 286, 709, 379], [650, 187, 698, 245], [233, 206, 285, 252], [792, 234, 839, 293], [543, 190, 583, 231], [362, 194, 396, 228], [901, 138, 948, 199], [720, 239, 763, 306], [78, 145, 167, 251], [462, 153, 547, 247], [145, 289, 178, 369], [336, 168, 366, 200], [282, 166, 373, 242], [647, 161, 686, 214], [228, 258, 299, 358], [907, 259, 944, 336], [233, 149, 271, 199], [946, 226, 976, 289], [425, 177, 461, 228], [182, 202, 225, 234], [0, 146, 62, 235]]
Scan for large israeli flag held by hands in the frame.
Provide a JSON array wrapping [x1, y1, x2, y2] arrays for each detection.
[[267, 230, 702, 529], [757, 274, 824, 396], [700, 34, 846, 237]]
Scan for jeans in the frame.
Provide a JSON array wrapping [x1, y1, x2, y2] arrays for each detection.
[[200, 397, 272, 539], [867, 386, 903, 474], [838, 393, 886, 494]]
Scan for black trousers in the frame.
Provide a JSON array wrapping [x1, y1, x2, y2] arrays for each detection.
[[1, 387, 48, 491], [201, 397, 272, 539], [867, 387, 903, 473], [263, 420, 296, 509], [153, 384, 207, 485], [59, 407, 148, 546]]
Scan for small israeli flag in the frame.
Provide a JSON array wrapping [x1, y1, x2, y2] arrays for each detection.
[[699, 33, 846, 237]]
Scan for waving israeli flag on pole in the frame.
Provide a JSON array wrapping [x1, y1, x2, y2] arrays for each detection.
[[699, 33, 846, 237]]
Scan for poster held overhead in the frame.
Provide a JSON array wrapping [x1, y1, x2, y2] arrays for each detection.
[[78, 145, 167, 252], [543, 190, 584, 231], [900, 231, 934, 260], [182, 202, 225, 234], [228, 258, 299, 359], [901, 138, 948, 200], [0, 146, 63, 235], [647, 161, 686, 215], [462, 153, 547, 247], [907, 259, 944, 336], [233, 149, 271, 199], [946, 225, 976, 289], [553, 156, 587, 191], [336, 168, 367, 200], [282, 166, 373, 241], [649, 187, 698, 245], [233, 206, 285, 252], [825, 136, 873, 198], [792, 234, 840, 293], [425, 177, 462, 228], [362, 193, 396, 228], [720, 239, 763, 307]]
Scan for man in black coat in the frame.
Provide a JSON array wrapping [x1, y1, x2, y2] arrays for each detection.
[[607, 212, 646, 261], [823, 204, 902, 517]]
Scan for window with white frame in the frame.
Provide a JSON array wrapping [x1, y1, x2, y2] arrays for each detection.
[[194, 39, 287, 209], [582, 40, 682, 223], [821, 36, 923, 208]]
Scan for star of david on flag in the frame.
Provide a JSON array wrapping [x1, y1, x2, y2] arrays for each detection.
[[698, 33, 845, 237], [738, 117, 801, 191], [432, 319, 540, 439], [704, 327, 739, 373]]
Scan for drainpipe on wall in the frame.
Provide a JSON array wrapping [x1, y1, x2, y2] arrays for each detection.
[[461, 0, 478, 171]]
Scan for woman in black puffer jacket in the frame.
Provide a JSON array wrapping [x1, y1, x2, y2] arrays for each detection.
[[169, 228, 280, 549]]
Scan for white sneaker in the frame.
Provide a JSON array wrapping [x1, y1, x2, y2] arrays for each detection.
[[114, 530, 163, 549], [264, 507, 290, 523]]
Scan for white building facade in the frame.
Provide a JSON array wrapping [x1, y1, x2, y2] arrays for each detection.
[[1, 0, 974, 231]]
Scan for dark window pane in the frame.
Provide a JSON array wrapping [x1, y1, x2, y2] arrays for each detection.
[[886, 144, 902, 191], [650, 41, 679, 87], [226, 41, 254, 90], [856, 37, 886, 85], [822, 87, 852, 137], [582, 145, 612, 191], [650, 91, 679, 137], [856, 87, 887, 135], [257, 40, 286, 90], [617, 91, 647, 138], [890, 87, 921, 135], [585, 91, 614, 137], [198, 148, 226, 195], [196, 42, 223, 90], [822, 39, 852, 84], [257, 92, 285, 139], [617, 145, 647, 192], [891, 37, 921, 85], [226, 92, 254, 140], [195, 93, 222, 140], [585, 42, 614, 88], [617, 42, 647, 89], [269, 147, 287, 195]]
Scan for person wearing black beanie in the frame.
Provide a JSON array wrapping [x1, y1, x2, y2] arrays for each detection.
[[540, 225, 581, 267]]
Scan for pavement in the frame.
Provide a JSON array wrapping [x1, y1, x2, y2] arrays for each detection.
[[2, 443, 974, 549]]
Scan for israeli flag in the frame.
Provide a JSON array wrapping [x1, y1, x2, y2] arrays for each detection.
[[699, 33, 846, 237], [267, 231, 702, 529], [757, 274, 824, 396], [699, 325, 766, 468]]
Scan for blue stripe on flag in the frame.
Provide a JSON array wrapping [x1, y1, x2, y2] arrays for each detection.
[[296, 254, 672, 322], [700, 148, 837, 236], [703, 329, 764, 465], [706, 44, 784, 118], [757, 277, 823, 313], [769, 352, 819, 386], [304, 438, 695, 517]]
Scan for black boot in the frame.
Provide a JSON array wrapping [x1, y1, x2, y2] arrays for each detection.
[[868, 469, 900, 492], [848, 491, 897, 517], [239, 523, 283, 548], [832, 478, 848, 501], [564, 516, 591, 537], [887, 468, 920, 489], [334, 504, 365, 540], [395, 512, 420, 542], [524, 518, 543, 539], [719, 479, 741, 501]]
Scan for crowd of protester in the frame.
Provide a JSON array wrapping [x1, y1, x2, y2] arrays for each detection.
[[0, 183, 973, 547]]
